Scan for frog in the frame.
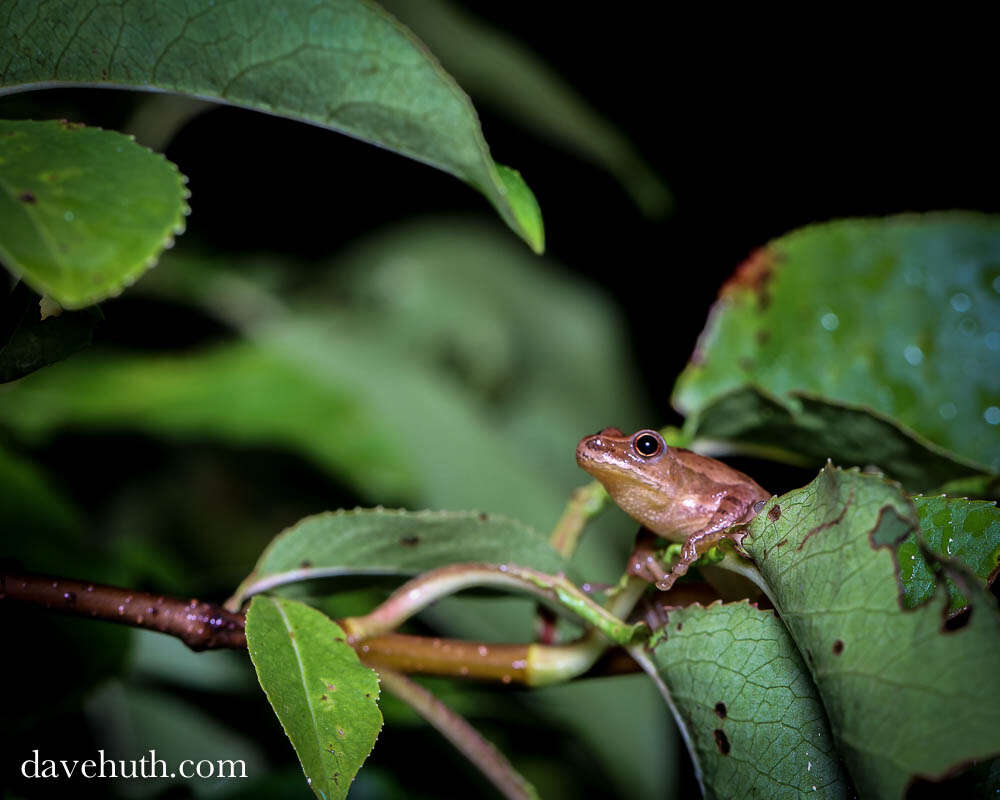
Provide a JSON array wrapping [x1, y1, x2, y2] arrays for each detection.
[[576, 427, 770, 591]]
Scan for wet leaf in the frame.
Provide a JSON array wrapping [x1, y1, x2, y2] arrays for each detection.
[[0, 119, 188, 307], [0, 0, 543, 251], [897, 494, 1000, 610], [232, 508, 567, 606], [744, 466, 1000, 799], [246, 596, 382, 800], [674, 213, 1000, 489], [644, 601, 850, 800]]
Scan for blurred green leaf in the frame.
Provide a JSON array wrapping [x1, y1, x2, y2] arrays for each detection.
[[246, 596, 382, 800], [0, 119, 188, 308], [85, 681, 267, 799], [673, 213, 1000, 489], [0, 440, 84, 547], [0, 444, 133, 722], [644, 601, 850, 799], [129, 629, 258, 694], [379, 0, 670, 216], [232, 508, 567, 606], [744, 466, 1000, 798], [0, 0, 543, 251], [1, 282, 102, 382], [897, 495, 1000, 610]]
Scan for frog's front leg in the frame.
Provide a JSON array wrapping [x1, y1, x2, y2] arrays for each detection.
[[654, 516, 751, 592]]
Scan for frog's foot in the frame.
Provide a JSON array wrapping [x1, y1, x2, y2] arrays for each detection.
[[655, 528, 737, 592], [627, 530, 673, 586]]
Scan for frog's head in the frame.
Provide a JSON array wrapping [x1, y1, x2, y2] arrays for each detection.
[[576, 427, 680, 531], [576, 428, 669, 487]]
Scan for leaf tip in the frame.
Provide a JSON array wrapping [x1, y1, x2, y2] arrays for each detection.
[[494, 163, 544, 254]]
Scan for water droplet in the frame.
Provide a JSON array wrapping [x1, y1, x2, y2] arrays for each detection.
[[985, 406, 1000, 425], [807, 761, 812, 771], [64, 211, 74, 222], [903, 345, 924, 366], [820, 312, 839, 331], [985, 331, 1000, 351], [958, 317, 978, 336], [939, 402, 957, 420], [950, 292, 972, 312], [477, 645, 489, 657]]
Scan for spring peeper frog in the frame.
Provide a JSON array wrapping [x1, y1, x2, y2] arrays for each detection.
[[576, 427, 769, 591]]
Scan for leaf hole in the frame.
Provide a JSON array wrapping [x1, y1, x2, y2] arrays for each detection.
[[942, 606, 972, 633]]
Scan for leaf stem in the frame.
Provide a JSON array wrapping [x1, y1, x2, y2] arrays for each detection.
[[548, 480, 608, 558], [339, 562, 647, 646]]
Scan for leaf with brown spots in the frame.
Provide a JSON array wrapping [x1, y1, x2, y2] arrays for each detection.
[[673, 214, 1000, 490], [230, 508, 568, 608], [893, 495, 1000, 611], [246, 596, 382, 800], [744, 465, 1000, 799], [642, 600, 849, 799]]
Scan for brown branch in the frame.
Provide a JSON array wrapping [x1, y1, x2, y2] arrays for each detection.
[[0, 568, 641, 679], [0, 571, 246, 651]]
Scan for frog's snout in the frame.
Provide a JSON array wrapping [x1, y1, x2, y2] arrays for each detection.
[[576, 427, 623, 466]]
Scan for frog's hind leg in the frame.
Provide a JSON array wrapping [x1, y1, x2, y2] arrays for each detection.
[[627, 529, 673, 587]]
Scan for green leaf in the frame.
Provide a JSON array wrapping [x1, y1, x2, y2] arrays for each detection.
[[246, 596, 382, 800], [378, 0, 671, 216], [689, 386, 987, 493], [0, 0, 543, 252], [744, 466, 1000, 799], [897, 494, 1000, 610], [673, 213, 1000, 488], [0, 119, 188, 307], [232, 508, 567, 606], [644, 601, 850, 800]]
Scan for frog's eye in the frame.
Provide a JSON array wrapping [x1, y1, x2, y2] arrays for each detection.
[[632, 431, 663, 458]]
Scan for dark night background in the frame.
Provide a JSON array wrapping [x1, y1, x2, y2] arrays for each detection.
[[2, 5, 997, 799]]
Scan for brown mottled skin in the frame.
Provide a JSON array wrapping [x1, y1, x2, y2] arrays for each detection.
[[576, 428, 770, 590]]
